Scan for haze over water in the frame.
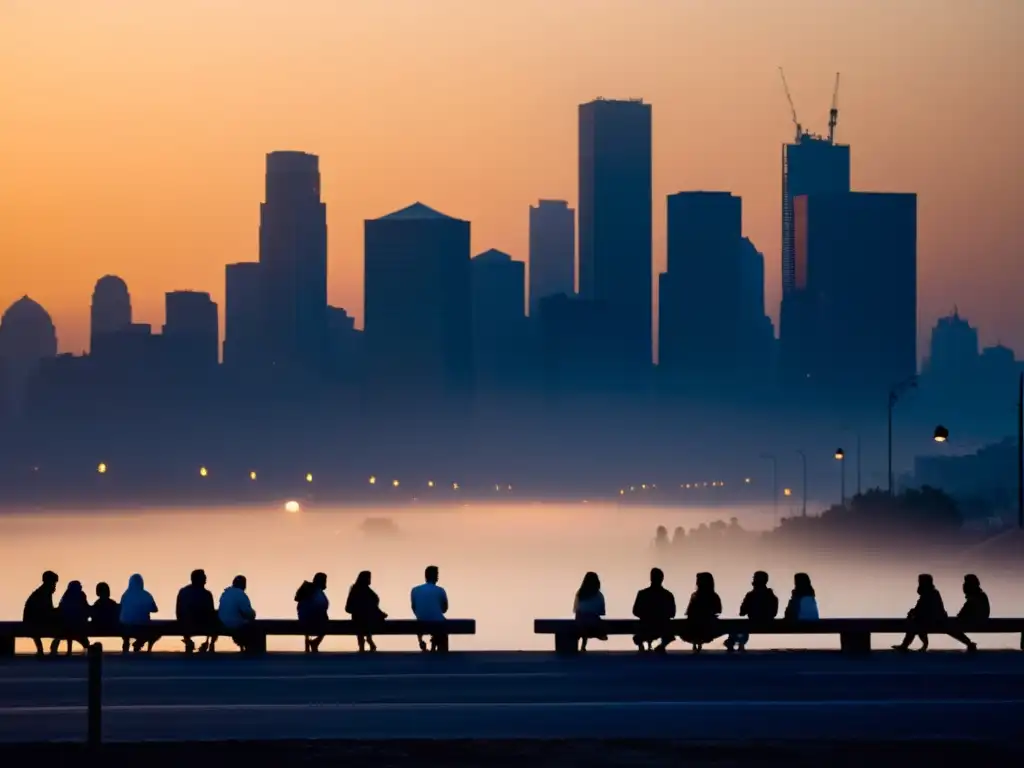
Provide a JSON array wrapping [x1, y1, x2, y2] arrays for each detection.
[[2, 503, 1021, 652]]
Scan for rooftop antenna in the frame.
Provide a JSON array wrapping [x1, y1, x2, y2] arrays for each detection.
[[778, 67, 802, 142], [828, 72, 841, 144]]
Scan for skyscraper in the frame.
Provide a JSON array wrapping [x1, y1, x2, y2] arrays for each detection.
[[259, 151, 328, 372], [528, 200, 575, 317], [780, 134, 851, 379], [224, 262, 263, 370], [163, 290, 219, 371], [794, 191, 917, 398], [471, 249, 527, 388], [363, 203, 472, 401], [659, 192, 745, 383], [90, 275, 132, 352], [578, 98, 653, 368]]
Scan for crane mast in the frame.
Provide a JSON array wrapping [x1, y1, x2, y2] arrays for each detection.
[[828, 72, 840, 144], [778, 67, 802, 142]]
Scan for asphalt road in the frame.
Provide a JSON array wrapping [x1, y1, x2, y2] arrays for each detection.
[[0, 651, 1022, 743]]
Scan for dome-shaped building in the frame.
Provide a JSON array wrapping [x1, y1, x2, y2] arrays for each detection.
[[90, 275, 132, 350], [0, 296, 58, 415]]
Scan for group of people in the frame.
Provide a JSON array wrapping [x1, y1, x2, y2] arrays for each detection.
[[573, 569, 990, 653], [21, 566, 450, 656]]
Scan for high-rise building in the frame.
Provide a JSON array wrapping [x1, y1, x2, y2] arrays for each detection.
[[90, 275, 132, 352], [163, 290, 219, 371], [528, 200, 575, 317], [224, 262, 263, 369], [259, 151, 328, 372], [794, 191, 917, 397], [924, 309, 979, 386], [578, 98, 653, 368], [659, 192, 745, 382], [780, 135, 851, 378], [471, 249, 527, 387], [363, 202, 472, 400]]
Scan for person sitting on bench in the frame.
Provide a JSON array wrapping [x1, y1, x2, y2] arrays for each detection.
[[893, 574, 947, 652], [947, 574, 989, 652], [411, 566, 448, 652], [632, 567, 676, 653], [23, 571, 60, 656]]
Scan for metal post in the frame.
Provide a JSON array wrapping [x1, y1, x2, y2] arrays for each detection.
[[887, 393, 894, 496], [840, 456, 846, 508], [87, 642, 102, 748], [856, 432, 862, 497], [1018, 372, 1022, 530]]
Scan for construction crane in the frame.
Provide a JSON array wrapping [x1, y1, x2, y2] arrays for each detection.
[[778, 67, 802, 142], [828, 72, 840, 144]]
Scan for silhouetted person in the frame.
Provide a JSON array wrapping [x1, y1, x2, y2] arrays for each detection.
[[725, 571, 779, 652], [23, 571, 59, 656], [296, 572, 329, 653], [680, 572, 722, 652], [90, 582, 120, 635], [784, 573, 820, 621], [672, 526, 686, 549], [219, 575, 257, 653], [653, 526, 670, 551], [345, 570, 387, 652], [176, 569, 218, 654], [411, 565, 448, 652], [57, 581, 91, 655], [573, 571, 607, 652], [120, 573, 159, 652], [948, 574, 989, 652], [632, 567, 676, 652], [893, 574, 947, 652]]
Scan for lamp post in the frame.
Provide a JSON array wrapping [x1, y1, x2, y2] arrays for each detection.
[[834, 448, 845, 507], [888, 375, 918, 496], [1018, 372, 1023, 530], [796, 449, 807, 517], [760, 453, 778, 524]]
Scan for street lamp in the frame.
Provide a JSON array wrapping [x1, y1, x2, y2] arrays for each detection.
[[97, 463, 107, 475], [932, 426, 949, 443], [796, 450, 807, 517], [834, 448, 845, 507], [888, 375, 918, 496], [199, 466, 208, 478]]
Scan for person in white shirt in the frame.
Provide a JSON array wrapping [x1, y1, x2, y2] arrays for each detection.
[[218, 575, 257, 652], [411, 565, 448, 652], [119, 573, 160, 653]]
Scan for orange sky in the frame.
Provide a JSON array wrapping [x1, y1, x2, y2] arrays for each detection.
[[1, 0, 1021, 356]]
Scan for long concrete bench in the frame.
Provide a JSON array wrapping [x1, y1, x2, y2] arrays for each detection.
[[0, 618, 475, 656], [533, 617, 1024, 654]]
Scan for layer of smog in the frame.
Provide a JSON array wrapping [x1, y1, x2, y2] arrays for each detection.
[[3, 502, 1021, 653]]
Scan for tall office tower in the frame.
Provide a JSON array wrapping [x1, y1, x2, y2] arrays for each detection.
[[923, 309, 979, 393], [795, 192, 917, 398], [364, 203, 472, 401], [578, 98, 653, 368], [528, 200, 575, 317], [89, 275, 132, 352], [659, 192, 745, 383], [471, 249, 527, 388], [163, 290, 219, 371], [739, 237, 778, 374], [224, 262, 263, 369], [259, 151, 328, 372], [780, 134, 850, 379]]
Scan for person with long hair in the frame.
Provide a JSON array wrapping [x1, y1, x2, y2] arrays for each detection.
[[573, 571, 607, 652], [784, 572, 819, 621], [680, 572, 722, 652], [345, 570, 387, 652]]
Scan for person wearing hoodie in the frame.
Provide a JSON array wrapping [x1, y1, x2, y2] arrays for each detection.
[[893, 574, 948, 652], [947, 574, 989, 652], [120, 573, 160, 652], [23, 571, 60, 656], [345, 570, 387, 652], [725, 571, 779, 652], [295, 572, 329, 653], [218, 575, 257, 652], [58, 581, 91, 655], [784, 573, 820, 621], [176, 569, 218, 654]]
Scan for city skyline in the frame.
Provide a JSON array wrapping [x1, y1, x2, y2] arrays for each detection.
[[2, 0, 1022, 356]]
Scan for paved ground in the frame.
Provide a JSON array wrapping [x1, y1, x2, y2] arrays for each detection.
[[0, 651, 1022, 743]]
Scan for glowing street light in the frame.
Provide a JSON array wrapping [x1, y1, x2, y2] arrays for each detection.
[[744, 477, 751, 484], [392, 479, 400, 487], [305, 473, 313, 483], [199, 466, 208, 478], [428, 480, 435, 488], [284, 500, 300, 513], [452, 482, 459, 490], [97, 463, 107, 475], [783, 487, 793, 497], [369, 476, 376, 485], [835, 448, 846, 506], [933, 425, 949, 443], [249, 470, 257, 481]]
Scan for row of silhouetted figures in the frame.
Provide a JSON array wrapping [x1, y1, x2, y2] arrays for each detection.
[[21, 566, 449, 656], [575, 569, 991, 653], [21, 567, 991, 656]]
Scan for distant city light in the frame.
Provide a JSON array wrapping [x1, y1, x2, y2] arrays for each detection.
[[744, 478, 751, 484], [199, 466, 208, 478], [641, 484, 647, 490], [834, 448, 845, 460], [495, 484, 501, 491], [452, 482, 459, 490], [392, 479, 400, 487], [369, 476, 376, 485], [250, 471, 257, 481], [97, 463, 107, 475], [284, 500, 300, 513], [428, 480, 435, 488], [507, 484, 512, 491], [619, 489, 625, 495], [784, 488, 793, 497], [305, 473, 313, 483]]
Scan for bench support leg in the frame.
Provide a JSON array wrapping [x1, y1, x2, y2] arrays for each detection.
[[840, 631, 871, 655], [1020, 632, 1023, 652], [554, 633, 578, 655], [248, 632, 267, 655], [0, 635, 13, 657]]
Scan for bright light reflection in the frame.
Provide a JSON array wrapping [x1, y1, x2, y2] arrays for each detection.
[[284, 500, 300, 513]]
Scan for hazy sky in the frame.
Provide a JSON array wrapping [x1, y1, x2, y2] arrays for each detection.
[[1, 0, 1021, 355]]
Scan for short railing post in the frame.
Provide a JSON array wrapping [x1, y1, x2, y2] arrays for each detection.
[[554, 632, 578, 655], [0, 634, 14, 657], [87, 642, 103, 748], [840, 631, 871, 655]]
